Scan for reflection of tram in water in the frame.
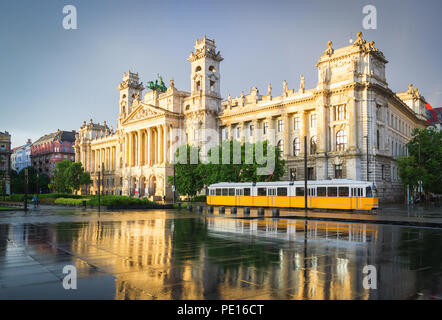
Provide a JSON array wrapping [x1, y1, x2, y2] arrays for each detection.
[[206, 217, 378, 244], [207, 179, 379, 211]]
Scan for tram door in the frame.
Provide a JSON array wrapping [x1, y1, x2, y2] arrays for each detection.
[[351, 187, 363, 209], [268, 188, 276, 207]]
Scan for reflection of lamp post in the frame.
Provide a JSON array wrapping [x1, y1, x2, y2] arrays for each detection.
[[304, 136, 308, 216]]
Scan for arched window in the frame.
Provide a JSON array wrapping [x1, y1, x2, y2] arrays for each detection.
[[293, 138, 300, 156], [277, 139, 284, 152], [195, 66, 202, 72], [336, 130, 347, 151], [209, 66, 216, 72], [310, 136, 317, 154]]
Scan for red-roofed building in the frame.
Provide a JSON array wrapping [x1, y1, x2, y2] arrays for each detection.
[[31, 130, 76, 176]]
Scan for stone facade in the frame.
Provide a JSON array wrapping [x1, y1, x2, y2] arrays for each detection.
[[0, 131, 11, 195], [11, 139, 32, 173], [75, 33, 429, 203]]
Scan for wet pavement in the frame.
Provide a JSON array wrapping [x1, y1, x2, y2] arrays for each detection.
[[0, 207, 441, 299]]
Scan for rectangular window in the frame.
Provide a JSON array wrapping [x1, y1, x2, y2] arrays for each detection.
[[294, 117, 300, 130], [335, 165, 343, 178], [263, 122, 268, 135], [257, 188, 267, 196], [327, 187, 338, 197], [236, 189, 242, 196], [366, 186, 373, 197], [339, 187, 349, 197], [307, 167, 314, 180], [317, 187, 327, 196], [311, 114, 317, 128], [221, 127, 228, 141], [235, 127, 241, 140], [337, 105, 346, 120], [228, 188, 235, 196], [244, 188, 251, 196], [249, 124, 254, 136], [278, 120, 283, 132], [290, 168, 296, 181], [277, 187, 288, 196], [296, 187, 305, 196], [222, 188, 228, 196]]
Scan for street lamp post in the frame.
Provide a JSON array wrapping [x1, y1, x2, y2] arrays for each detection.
[[173, 162, 176, 204], [97, 164, 101, 212], [24, 168, 28, 211], [364, 136, 369, 181]]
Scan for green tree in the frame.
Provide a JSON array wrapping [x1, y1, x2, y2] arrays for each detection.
[[52, 160, 92, 193], [52, 160, 72, 193], [398, 128, 442, 196], [205, 140, 285, 184], [37, 173, 50, 193], [167, 145, 204, 201]]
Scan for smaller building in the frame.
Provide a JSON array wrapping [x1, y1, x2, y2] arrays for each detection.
[[426, 105, 441, 131], [31, 130, 76, 176], [0, 131, 12, 195], [11, 139, 32, 172]]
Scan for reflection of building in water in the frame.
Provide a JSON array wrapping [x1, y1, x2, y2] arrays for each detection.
[[207, 218, 418, 299], [68, 215, 420, 300]]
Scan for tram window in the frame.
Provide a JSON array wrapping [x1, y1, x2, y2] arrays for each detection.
[[327, 187, 337, 197], [244, 188, 251, 196], [222, 188, 228, 196], [229, 188, 235, 196], [339, 187, 349, 196], [296, 187, 304, 196], [216, 188, 221, 196], [357, 188, 362, 197], [277, 187, 288, 196], [268, 189, 276, 196], [236, 189, 242, 196], [210, 189, 214, 196], [317, 187, 326, 196], [258, 188, 267, 196], [366, 186, 373, 197]]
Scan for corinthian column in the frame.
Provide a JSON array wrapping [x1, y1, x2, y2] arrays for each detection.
[[164, 125, 169, 163], [128, 132, 133, 167], [147, 128, 151, 166], [283, 114, 290, 156], [300, 111, 307, 155], [137, 129, 142, 166], [348, 97, 358, 151]]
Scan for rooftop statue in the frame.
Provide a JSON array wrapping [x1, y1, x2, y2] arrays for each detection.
[[147, 74, 167, 93]]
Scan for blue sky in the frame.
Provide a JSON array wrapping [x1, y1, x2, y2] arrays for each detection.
[[1, 0, 441, 147]]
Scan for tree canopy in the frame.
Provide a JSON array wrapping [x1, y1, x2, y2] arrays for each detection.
[[397, 128, 442, 195], [9, 167, 50, 194], [52, 160, 92, 193], [168, 141, 286, 200]]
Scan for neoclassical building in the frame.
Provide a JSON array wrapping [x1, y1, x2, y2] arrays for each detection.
[[75, 33, 429, 202]]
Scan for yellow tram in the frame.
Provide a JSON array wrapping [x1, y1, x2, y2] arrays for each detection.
[[207, 179, 379, 211]]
